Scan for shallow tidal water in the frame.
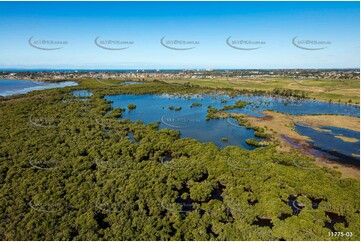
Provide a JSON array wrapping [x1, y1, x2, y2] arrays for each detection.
[[295, 124, 360, 166], [0, 79, 78, 97], [105, 94, 360, 165]]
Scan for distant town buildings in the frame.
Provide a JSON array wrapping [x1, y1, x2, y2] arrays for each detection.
[[0, 69, 359, 81]]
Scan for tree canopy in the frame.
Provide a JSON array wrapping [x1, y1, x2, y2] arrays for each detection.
[[0, 79, 359, 240]]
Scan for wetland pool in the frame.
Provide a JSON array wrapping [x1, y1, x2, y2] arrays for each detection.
[[105, 94, 360, 166]]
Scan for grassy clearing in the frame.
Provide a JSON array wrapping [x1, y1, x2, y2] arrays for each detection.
[[67, 77, 359, 104], [152, 77, 360, 104]]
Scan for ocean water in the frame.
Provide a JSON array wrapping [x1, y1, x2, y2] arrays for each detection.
[[0, 79, 78, 97]]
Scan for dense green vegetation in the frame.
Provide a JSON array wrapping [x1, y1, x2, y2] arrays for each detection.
[[272, 88, 308, 99], [127, 104, 137, 110], [221, 100, 250, 111], [190, 102, 202, 108], [0, 79, 359, 240], [168, 106, 182, 111], [245, 138, 266, 147]]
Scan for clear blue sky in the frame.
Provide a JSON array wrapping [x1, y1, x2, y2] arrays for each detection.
[[0, 1, 359, 69]]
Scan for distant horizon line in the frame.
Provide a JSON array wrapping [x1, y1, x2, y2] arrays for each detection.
[[0, 68, 360, 72]]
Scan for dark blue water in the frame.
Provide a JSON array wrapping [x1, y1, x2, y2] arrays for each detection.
[[104, 94, 359, 151], [295, 124, 360, 166], [0, 79, 78, 97]]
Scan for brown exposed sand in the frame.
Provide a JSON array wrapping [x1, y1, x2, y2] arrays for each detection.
[[242, 111, 311, 141], [292, 114, 360, 132], [239, 111, 360, 180], [334, 135, 359, 143]]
